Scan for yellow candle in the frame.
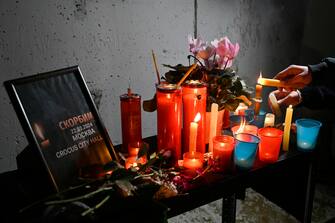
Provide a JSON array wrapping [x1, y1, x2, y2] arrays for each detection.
[[189, 113, 201, 153], [283, 105, 293, 151], [255, 84, 263, 99], [258, 77, 285, 88], [208, 103, 219, 153], [264, 113, 275, 127]]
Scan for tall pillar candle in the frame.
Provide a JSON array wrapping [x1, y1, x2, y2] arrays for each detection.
[[182, 81, 207, 154], [120, 88, 142, 154], [208, 103, 219, 153], [283, 105, 293, 151], [157, 83, 182, 160]]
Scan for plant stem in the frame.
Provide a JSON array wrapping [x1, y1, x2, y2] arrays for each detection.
[[223, 57, 230, 71], [81, 195, 111, 217], [187, 55, 205, 68], [45, 186, 114, 205]]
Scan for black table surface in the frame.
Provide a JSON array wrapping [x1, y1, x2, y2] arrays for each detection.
[[0, 135, 316, 223]]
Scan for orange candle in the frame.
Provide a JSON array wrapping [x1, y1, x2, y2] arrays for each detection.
[[182, 81, 207, 154], [258, 127, 283, 163], [183, 151, 204, 170], [213, 135, 235, 171]]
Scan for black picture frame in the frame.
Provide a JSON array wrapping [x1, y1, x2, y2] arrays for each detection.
[[4, 66, 118, 193]]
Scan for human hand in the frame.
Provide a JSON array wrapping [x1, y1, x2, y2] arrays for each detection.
[[274, 65, 312, 90], [268, 89, 301, 110]]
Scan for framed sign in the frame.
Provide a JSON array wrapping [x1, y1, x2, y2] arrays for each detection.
[[5, 66, 118, 192]]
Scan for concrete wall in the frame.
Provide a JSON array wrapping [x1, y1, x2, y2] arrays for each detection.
[[0, 0, 307, 173]]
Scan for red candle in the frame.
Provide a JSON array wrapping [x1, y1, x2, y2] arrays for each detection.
[[258, 127, 283, 163], [182, 81, 207, 154], [213, 135, 235, 171], [157, 83, 182, 160], [120, 89, 142, 154]]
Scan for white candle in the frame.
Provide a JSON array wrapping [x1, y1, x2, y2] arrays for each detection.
[[208, 103, 219, 153], [189, 113, 201, 153], [283, 105, 293, 151], [264, 113, 275, 127]]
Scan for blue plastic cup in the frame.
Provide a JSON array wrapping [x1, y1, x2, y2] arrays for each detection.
[[295, 119, 322, 151], [234, 133, 260, 169]]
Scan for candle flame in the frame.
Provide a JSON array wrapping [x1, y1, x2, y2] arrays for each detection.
[[257, 72, 262, 84], [236, 116, 246, 135], [193, 112, 201, 122], [33, 123, 45, 141]]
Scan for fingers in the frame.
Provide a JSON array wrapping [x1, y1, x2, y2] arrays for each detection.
[[277, 91, 300, 107]]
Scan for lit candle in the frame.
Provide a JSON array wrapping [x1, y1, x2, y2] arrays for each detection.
[[282, 105, 293, 151], [269, 92, 282, 117], [254, 73, 263, 116], [182, 81, 207, 154], [255, 84, 263, 99], [208, 103, 219, 153], [231, 118, 258, 136], [189, 113, 201, 153], [183, 151, 204, 170], [125, 156, 147, 169], [258, 74, 285, 88], [263, 113, 275, 127]]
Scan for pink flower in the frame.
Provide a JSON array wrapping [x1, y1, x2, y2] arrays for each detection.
[[197, 45, 215, 60], [188, 34, 206, 55], [211, 37, 239, 68]]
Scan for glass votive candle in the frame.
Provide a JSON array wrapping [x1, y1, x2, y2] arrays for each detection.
[[296, 119, 322, 151], [231, 124, 258, 136], [183, 152, 204, 170], [258, 127, 283, 163], [234, 133, 260, 170], [213, 135, 235, 171], [125, 156, 147, 169]]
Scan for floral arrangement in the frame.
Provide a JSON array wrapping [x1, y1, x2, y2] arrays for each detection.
[[163, 35, 252, 112]]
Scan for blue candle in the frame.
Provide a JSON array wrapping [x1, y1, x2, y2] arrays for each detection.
[[296, 119, 322, 151], [234, 133, 260, 169]]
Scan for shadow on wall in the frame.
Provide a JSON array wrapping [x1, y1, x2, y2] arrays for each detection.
[[300, 0, 335, 64]]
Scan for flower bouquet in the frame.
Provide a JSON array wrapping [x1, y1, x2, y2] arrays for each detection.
[[162, 35, 252, 112]]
